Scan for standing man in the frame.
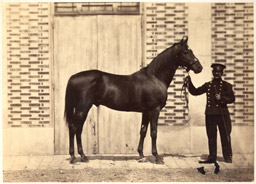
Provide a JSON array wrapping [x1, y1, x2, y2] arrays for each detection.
[[185, 63, 235, 163]]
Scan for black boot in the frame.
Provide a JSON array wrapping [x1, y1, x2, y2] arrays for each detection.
[[224, 156, 232, 163], [199, 157, 216, 164]]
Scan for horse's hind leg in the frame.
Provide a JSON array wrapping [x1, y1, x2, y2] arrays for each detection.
[[74, 102, 92, 163], [76, 122, 88, 162], [137, 112, 149, 162], [69, 125, 76, 164]]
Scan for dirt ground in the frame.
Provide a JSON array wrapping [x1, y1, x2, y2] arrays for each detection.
[[3, 168, 254, 182]]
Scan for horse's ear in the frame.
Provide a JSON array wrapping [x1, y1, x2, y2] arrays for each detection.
[[181, 36, 188, 44]]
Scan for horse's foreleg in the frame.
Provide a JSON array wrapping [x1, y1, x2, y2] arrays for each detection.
[[69, 126, 76, 164], [138, 112, 149, 162], [150, 108, 164, 164]]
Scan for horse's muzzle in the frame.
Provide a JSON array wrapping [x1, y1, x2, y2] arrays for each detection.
[[193, 62, 203, 74]]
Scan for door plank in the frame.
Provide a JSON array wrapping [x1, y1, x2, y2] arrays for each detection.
[[54, 15, 142, 154], [54, 16, 98, 154], [97, 16, 142, 154]]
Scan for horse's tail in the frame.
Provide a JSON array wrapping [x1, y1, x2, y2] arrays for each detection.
[[64, 78, 75, 129]]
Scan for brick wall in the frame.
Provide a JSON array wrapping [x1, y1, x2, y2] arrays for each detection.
[[144, 2, 189, 125], [5, 3, 51, 128], [4, 2, 254, 128], [211, 3, 254, 126]]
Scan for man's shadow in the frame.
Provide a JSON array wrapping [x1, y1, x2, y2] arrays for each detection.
[[200, 154, 226, 163]]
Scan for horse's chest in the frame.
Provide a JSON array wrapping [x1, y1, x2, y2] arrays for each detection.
[[143, 82, 167, 109]]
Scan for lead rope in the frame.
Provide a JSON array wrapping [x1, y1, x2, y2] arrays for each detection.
[[181, 72, 190, 110]]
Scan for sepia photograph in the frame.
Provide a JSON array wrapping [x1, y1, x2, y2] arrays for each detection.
[[1, 0, 254, 182]]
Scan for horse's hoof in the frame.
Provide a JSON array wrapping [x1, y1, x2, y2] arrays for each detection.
[[155, 158, 164, 165], [70, 158, 76, 164], [81, 156, 89, 163], [138, 157, 147, 163]]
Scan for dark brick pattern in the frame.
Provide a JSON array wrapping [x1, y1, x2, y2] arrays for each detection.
[[5, 3, 51, 127], [144, 3, 189, 125], [211, 3, 254, 126], [5, 2, 253, 128]]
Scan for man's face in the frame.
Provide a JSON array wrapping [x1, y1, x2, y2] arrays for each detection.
[[212, 68, 223, 80]]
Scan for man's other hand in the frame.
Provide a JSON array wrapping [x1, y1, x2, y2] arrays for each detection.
[[215, 94, 221, 100]]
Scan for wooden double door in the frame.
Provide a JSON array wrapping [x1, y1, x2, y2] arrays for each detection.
[[54, 15, 142, 154]]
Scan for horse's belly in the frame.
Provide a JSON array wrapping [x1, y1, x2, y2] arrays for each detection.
[[98, 96, 144, 112], [97, 91, 166, 112]]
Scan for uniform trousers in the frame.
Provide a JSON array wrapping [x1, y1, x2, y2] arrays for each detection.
[[205, 114, 232, 160]]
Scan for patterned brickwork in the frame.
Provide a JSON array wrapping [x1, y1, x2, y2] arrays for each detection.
[[211, 3, 254, 126], [144, 2, 189, 125], [5, 2, 253, 128], [5, 3, 51, 127]]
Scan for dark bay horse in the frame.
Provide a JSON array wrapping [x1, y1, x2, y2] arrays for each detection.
[[64, 36, 202, 164]]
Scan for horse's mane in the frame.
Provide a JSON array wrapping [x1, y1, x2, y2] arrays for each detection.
[[156, 43, 178, 57], [144, 42, 179, 75]]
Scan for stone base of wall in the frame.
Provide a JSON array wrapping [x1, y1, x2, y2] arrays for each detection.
[[3, 126, 253, 156], [143, 125, 254, 155], [3, 128, 54, 156]]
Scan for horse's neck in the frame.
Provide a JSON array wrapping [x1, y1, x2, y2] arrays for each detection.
[[146, 51, 178, 87]]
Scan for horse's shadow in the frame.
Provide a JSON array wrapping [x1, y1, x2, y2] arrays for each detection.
[[66, 153, 226, 164], [66, 155, 145, 164]]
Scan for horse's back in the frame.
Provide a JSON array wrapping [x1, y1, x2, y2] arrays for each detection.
[[67, 69, 134, 102], [67, 69, 143, 110]]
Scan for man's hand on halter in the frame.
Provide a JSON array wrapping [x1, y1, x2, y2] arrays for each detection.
[[184, 76, 191, 83]]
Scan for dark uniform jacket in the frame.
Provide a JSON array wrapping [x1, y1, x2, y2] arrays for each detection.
[[188, 79, 235, 115]]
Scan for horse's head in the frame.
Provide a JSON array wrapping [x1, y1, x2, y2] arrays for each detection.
[[176, 36, 202, 74]]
